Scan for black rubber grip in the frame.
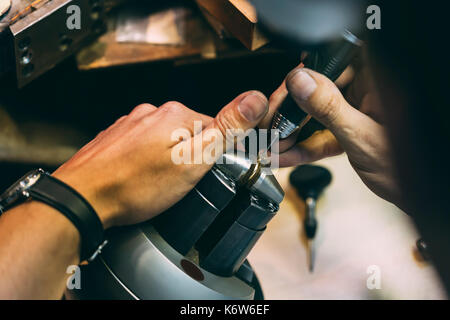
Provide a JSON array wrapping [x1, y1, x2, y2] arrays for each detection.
[[304, 217, 317, 239], [321, 39, 360, 81]]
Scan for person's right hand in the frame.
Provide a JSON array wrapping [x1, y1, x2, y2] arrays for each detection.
[[261, 66, 402, 208]]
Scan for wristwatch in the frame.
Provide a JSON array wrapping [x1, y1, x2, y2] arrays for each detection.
[[0, 169, 108, 262]]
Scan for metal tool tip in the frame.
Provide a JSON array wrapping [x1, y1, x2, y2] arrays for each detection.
[[308, 240, 315, 273]]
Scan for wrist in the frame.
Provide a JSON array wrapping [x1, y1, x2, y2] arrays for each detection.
[[52, 168, 119, 229], [8, 200, 81, 258]]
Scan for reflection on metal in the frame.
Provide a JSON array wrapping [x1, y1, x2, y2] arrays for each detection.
[[215, 151, 284, 205]]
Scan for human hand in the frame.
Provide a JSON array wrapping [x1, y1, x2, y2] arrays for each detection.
[[53, 91, 268, 228], [260, 66, 402, 207]]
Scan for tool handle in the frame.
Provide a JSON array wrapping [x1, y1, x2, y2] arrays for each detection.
[[304, 217, 317, 239], [277, 95, 308, 126], [277, 32, 362, 131], [304, 197, 317, 239], [321, 36, 361, 81]]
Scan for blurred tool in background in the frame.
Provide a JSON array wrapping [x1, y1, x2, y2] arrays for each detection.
[[290, 165, 332, 272], [252, 0, 365, 46]]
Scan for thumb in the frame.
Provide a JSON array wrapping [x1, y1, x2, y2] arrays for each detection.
[[286, 68, 360, 137], [285, 67, 386, 166], [202, 90, 268, 152], [182, 91, 268, 169]]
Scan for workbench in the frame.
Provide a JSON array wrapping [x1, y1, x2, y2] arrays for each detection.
[[249, 155, 447, 299]]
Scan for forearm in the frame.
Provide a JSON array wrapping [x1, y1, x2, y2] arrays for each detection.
[[0, 201, 80, 299]]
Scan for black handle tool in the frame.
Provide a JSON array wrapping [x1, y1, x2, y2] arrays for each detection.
[[290, 165, 332, 272]]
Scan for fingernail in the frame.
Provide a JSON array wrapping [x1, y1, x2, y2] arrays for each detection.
[[287, 69, 317, 101], [238, 92, 268, 122]]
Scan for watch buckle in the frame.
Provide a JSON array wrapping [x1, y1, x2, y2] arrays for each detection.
[[87, 239, 109, 262]]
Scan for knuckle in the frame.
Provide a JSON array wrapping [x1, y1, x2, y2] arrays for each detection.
[[160, 101, 186, 114], [214, 110, 236, 137], [113, 115, 127, 125], [214, 111, 245, 148], [140, 113, 155, 127], [130, 104, 151, 117]]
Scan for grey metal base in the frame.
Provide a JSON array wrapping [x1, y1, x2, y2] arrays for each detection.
[[66, 224, 262, 300]]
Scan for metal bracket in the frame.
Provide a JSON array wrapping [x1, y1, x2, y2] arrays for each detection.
[[9, 0, 106, 87]]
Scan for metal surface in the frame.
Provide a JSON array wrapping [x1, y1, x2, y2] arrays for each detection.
[[195, 191, 279, 277], [236, 194, 278, 231], [67, 225, 255, 300], [199, 221, 264, 277], [270, 111, 298, 140], [6, 0, 106, 87], [215, 151, 253, 183], [68, 151, 284, 300], [154, 166, 237, 256], [250, 165, 284, 205], [215, 151, 284, 205], [0, 169, 42, 214]]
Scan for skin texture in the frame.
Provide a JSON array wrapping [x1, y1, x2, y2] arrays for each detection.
[[0, 202, 79, 299], [0, 90, 269, 299], [260, 66, 402, 208]]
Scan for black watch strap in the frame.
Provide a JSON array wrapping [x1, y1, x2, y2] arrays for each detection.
[[28, 173, 106, 261]]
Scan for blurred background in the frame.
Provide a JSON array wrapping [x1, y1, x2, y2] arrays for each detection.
[[0, 0, 299, 190]]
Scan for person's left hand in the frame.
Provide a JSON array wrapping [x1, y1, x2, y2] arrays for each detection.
[[53, 91, 268, 228], [259, 64, 401, 207]]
